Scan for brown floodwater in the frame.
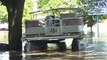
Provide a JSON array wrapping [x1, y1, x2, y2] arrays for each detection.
[[1, 40, 107, 60]]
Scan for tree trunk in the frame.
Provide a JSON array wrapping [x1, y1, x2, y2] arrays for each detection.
[[5, 0, 25, 51]]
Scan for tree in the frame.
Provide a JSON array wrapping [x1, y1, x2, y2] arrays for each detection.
[[38, 0, 68, 10], [23, 0, 34, 23], [38, 0, 50, 9], [0, 0, 25, 51], [0, 5, 8, 23], [0, 0, 34, 23]]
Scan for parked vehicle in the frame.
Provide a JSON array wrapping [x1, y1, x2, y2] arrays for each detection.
[[21, 8, 84, 52]]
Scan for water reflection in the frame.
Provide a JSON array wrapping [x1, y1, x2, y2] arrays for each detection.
[[1, 40, 107, 60], [9, 51, 22, 60], [0, 51, 22, 60], [0, 51, 9, 60]]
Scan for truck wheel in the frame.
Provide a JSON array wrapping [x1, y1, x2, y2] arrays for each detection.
[[37, 41, 47, 52], [29, 41, 47, 52], [71, 38, 79, 52], [57, 42, 66, 52], [40, 43, 47, 52], [24, 42, 31, 53], [24, 41, 47, 52]]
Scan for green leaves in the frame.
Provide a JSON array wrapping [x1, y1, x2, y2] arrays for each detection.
[[39, 0, 68, 10], [38, 0, 50, 8], [0, 5, 8, 23], [0, 0, 35, 23], [23, 0, 34, 23]]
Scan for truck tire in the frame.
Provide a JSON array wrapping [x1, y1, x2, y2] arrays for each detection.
[[57, 42, 66, 52], [24, 42, 31, 53], [71, 38, 79, 52], [24, 41, 47, 52], [37, 41, 47, 52]]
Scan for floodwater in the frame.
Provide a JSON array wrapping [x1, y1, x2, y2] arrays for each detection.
[[1, 40, 107, 60]]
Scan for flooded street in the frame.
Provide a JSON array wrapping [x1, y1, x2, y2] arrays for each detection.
[[1, 40, 107, 60]]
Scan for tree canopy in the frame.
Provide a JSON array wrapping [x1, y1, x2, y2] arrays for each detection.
[[38, 0, 68, 10], [0, 5, 7, 23], [23, 0, 35, 23], [0, 0, 106, 25], [37, 0, 107, 27], [0, 0, 34, 23]]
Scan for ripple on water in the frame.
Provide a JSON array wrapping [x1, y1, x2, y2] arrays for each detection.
[[0, 51, 9, 60], [1, 41, 107, 60]]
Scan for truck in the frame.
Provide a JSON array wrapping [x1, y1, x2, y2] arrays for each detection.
[[21, 8, 84, 52]]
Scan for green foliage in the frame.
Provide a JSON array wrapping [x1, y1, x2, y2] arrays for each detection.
[[37, 0, 102, 27], [0, 0, 35, 23], [0, 0, 106, 26], [39, 0, 68, 10], [0, 5, 8, 23], [23, 0, 35, 23], [38, 0, 50, 8]]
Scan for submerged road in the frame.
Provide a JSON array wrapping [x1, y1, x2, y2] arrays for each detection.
[[1, 40, 107, 60]]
